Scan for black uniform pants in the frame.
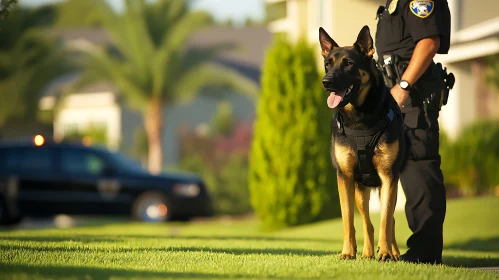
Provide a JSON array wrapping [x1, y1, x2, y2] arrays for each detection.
[[400, 109, 446, 262]]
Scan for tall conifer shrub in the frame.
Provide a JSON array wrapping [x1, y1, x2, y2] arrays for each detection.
[[249, 36, 340, 229]]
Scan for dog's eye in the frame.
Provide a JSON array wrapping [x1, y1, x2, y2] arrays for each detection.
[[344, 60, 354, 66]]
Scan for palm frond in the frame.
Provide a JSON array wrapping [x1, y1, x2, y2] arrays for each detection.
[[81, 47, 149, 111], [162, 11, 213, 53], [91, 0, 150, 78], [165, 0, 188, 25], [121, 0, 155, 73], [150, 11, 213, 98], [173, 62, 259, 104], [162, 43, 235, 93]]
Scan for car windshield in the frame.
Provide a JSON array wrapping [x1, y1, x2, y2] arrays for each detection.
[[107, 151, 149, 174]]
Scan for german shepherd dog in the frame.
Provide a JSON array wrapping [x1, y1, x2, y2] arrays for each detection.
[[319, 26, 405, 262]]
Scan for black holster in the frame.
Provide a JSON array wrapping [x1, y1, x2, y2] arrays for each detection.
[[377, 54, 455, 112], [377, 55, 455, 129]]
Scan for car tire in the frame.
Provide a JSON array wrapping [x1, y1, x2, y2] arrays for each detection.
[[131, 191, 171, 223], [0, 197, 22, 226]]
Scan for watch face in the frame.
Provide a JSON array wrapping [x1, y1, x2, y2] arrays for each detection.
[[400, 81, 409, 89]]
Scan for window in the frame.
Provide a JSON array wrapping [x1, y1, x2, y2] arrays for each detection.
[[60, 149, 105, 175], [4, 148, 54, 172]]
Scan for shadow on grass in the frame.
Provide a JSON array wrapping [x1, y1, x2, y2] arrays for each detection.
[[0, 244, 337, 256], [0, 235, 124, 243], [0, 264, 260, 279], [445, 237, 499, 253], [443, 255, 499, 268], [0, 217, 131, 233], [121, 235, 338, 243], [0, 234, 338, 244]]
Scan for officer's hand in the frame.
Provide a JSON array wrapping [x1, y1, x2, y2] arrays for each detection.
[[390, 84, 410, 108]]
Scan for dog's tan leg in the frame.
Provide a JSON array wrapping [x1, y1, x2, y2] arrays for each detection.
[[392, 217, 400, 260], [355, 185, 374, 259], [377, 177, 398, 262], [373, 140, 400, 262], [337, 173, 357, 260]]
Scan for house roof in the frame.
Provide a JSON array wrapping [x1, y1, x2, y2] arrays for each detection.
[[188, 26, 272, 70], [43, 26, 272, 98], [41, 73, 119, 98]]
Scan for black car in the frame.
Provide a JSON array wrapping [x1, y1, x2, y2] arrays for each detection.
[[0, 137, 213, 225]]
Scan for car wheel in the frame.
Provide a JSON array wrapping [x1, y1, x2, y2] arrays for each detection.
[[131, 192, 171, 223]]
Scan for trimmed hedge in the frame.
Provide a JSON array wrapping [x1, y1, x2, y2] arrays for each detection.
[[440, 120, 499, 196], [249, 36, 340, 230]]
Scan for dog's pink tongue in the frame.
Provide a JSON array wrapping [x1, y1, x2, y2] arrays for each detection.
[[327, 92, 344, 108]]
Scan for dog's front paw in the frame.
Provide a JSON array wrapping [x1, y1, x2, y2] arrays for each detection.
[[361, 246, 374, 259], [339, 253, 356, 260], [361, 253, 375, 260], [377, 250, 394, 262]]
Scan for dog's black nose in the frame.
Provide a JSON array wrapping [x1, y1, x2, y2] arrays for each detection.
[[322, 76, 333, 88]]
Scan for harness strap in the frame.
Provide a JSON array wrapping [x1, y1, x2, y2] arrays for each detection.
[[335, 107, 398, 186], [341, 108, 396, 136]]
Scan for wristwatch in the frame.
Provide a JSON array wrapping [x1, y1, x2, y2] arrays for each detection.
[[399, 80, 411, 91]]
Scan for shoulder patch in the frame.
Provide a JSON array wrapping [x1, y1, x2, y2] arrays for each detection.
[[388, 0, 398, 14], [409, 0, 434, 18]]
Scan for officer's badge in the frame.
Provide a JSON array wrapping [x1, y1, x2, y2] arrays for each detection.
[[388, 0, 398, 14], [410, 0, 434, 18]]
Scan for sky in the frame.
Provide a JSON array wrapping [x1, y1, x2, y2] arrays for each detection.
[[21, 0, 265, 25]]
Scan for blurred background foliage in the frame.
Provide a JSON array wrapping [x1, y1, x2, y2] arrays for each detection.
[[485, 54, 499, 91], [440, 120, 499, 197], [178, 102, 252, 215], [63, 123, 108, 147], [0, 2, 73, 126]]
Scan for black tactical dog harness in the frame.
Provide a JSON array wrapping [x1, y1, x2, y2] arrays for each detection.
[[335, 105, 399, 187]]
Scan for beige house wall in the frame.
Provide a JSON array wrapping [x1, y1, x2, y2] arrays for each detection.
[[331, 0, 385, 52], [310, 0, 385, 68], [460, 0, 499, 29], [439, 62, 476, 139]]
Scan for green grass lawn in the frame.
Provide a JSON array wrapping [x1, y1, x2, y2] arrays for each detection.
[[1, 196, 498, 279]]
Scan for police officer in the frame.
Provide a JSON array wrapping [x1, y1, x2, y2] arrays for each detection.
[[375, 0, 451, 264]]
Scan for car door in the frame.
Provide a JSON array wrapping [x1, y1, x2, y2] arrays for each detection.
[[57, 147, 128, 215], [3, 146, 61, 217]]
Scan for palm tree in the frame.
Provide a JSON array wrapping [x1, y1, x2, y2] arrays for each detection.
[[0, 4, 72, 127], [74, 0, 258, 174]]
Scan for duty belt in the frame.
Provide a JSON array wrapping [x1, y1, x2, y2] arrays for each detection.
[[376, 54, 455, 130]]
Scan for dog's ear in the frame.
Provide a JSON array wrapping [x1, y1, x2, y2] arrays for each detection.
[[319, 27, 338, 58], [354, 25, 375, 58]]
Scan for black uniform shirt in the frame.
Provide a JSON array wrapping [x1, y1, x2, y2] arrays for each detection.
[[375, 0, 451, 61]]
